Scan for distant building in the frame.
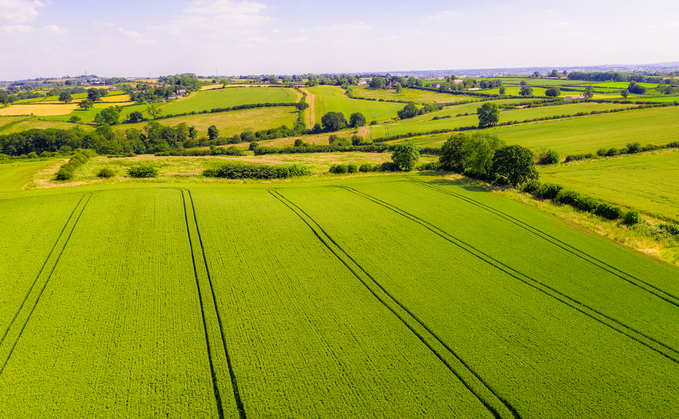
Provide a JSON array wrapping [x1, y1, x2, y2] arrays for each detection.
[[358, 80, 368, 86], [430, 83, 441, 89]]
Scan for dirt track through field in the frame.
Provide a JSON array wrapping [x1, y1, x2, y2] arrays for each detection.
[[300, 88, 315, 128]]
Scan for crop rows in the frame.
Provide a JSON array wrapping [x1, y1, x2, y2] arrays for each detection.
[[276, 183, 679, 418]]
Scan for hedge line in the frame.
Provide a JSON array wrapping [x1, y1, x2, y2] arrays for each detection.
[[203, 162, 310, 179], [156, 146, 246, 157], [54, 149, 97, 181]]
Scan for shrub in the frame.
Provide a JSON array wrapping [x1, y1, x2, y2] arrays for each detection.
[[380, 162, 400, 172], [329, 164, 348, 174], [606, 147, 619, 156], [203, 162, 307, 179], [626, 142, 642, 154], [27, 152, 38, 159], [127, 164, 158, 178], [659, 223, 679, 236], [359, 163, 381, 172], [596, 148, 608, 157], [622, 209, 642, 225], [574, 195, 599, 212], [594, 202, 623, 220], [347, 164, 358, 173], [537, 149, 560, 165], [536, 183, 563, 200], [97, 168, 116, 178], [555, 189, 581, 206], [54, 167, 74, 181], [523, 180, 541, 194], [418, 162, 439, 171]]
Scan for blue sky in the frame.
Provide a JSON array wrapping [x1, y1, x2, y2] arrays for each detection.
[[1, 0, 679, 80]]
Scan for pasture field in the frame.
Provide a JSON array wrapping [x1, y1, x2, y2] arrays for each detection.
[[160, 87, 298, 115], [538, 149, 679, 221], [0, 117, 87, 134], [41, 103, 144, 123], [0, 169, 678, 417], [351, 86, 479, 103], [589, 81, 659, 89], [474, 86, 549, 96], [370, 101, 639, 140], [308, 86, 404, 123], [499, 78, 596, 86], [111, 106, 299, 138]]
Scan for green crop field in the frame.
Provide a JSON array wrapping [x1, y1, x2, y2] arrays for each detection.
[[161, 87, 299, 115], [351, 86, 478, 103], [308, 86, 404, 123], [539, 150, 679, 221], [110, 106, 299, 138], [371, 101, 638, 140], [1, 167, 679, 418]]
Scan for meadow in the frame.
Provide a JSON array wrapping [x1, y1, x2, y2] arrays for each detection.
[[160, 87, 299, 115], [307, 86, 404, 123], [538, 149, 679, 221], [1, 167, 678, 418], [351, 86, 479, 103]]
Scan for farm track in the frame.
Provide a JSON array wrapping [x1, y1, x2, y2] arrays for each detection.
[[408, 177, 679, 306], [269, 189, 520, 419], [299, 88, 315, 128], [0, 192, 92, 375], [182, 190, 246, 419], [339, 185, 679, 363]]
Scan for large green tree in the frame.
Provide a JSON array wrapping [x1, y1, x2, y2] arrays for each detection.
[[58, 91, 73, 104], [519, 85, 534, 96], [391, 142, 420, 171], [439, 132, 505, 177], [491, 145, 538, 186], [477, 103, 500, 128], [321, 112, 347, 131], [349, 112, 366, 128], [208, 125, 219, 141], [94, 106, 120, 125], [397, 103, 418, 119]]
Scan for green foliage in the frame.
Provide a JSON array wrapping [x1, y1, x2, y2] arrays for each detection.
[[594, 202, 623, 220], [321, 112, 348, 132], [439, 132, 505, 177], [537, 149, 560, 165], [349, 112, 366, 128], [477, 102, 500, 128], [491, 144, 538, 186], [391, 142, 420, 171], [207, 125, 219, 141], [204, 162, 309, 179], [94, 106, 120, 125], [519, 85, 534, 96], [127, 164, 158, 178], [53, 150, 95, 181], [397, 103, 418, 120], [545, 87, 561, 97], [622, 209, 642, 225], [97, 167, 116, 178]]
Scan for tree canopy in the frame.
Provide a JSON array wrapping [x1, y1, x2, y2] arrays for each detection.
[[391, 142, 420, 171], [321, 112, 347, 132], [477, 103, 500, 128], [349, 112, 366, 128], [397, 103, 418, 120], [545, 87, 561, 97], [491, 145, 538, 186], [519, 85, 534, 96]]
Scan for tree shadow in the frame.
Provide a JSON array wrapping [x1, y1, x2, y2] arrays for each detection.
[[415, 173, 506, 194]]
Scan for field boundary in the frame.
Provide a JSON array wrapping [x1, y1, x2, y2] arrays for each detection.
[[339, 185, 679, 363], [182, 189, 246, 419], [269, 189, 520, 419], [0, 192, 92, 375]]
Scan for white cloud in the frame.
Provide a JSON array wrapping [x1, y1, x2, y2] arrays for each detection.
[[0, 0, 45, 24], [272, 28, 281, 33], [151, 0, 273, 36], [427, 10, 460, 19], [38, 24, 68, 34], [0, 24, 33, 33], [92, 20, 115, 28]]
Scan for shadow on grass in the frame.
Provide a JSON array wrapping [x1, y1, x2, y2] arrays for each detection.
[[414, 172, 506, 194]]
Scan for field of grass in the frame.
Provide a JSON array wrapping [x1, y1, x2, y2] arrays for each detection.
[[539, 149, 679, 221], [589, 82, 659, 89], [0, 166, 678, 417], [111, 106, 299, 138], [0, 117, 88, 134], [500, 78, 596, 86], [352, 86, 478, 103], [161, 87, 298, 115], [308, 86, 404, 123], [475, 86, 549, 96], [371, 101, 639, 140]]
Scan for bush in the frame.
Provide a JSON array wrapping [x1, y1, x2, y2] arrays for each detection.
[[626, 142, 642, 154], [347, 164, 358, 173], [329, 164, 348, 174], [606, 147, 619, 156], [380, 161, 400, 172], [127, 164, 158, 178], [27, 152, 38, 159], [659, 223, 679, 236], [596, 148, 607, 156], [418, 162, 439, 171], [555, 189, 581, 206], [523, 180, 541, 194], [97, 168, 116, 178], [54, 167, 74, 181], [622, 209, 642, 225], [203, 162, 308, 179], [574, 195, 599, 212], [536, 183, 563, 200], [537, 149, 560, 165], [594, 202, 623, 220]]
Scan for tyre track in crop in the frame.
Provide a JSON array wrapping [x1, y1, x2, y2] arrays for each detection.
[[0, 192, 92, 376], [269, 189, 519, 419], [182, 190, 246, 419], [339, 185, 679, 364], [408, 176, 679, 307]]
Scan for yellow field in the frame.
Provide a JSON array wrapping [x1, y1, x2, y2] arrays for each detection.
[[201, 85, 223, 91], [0, 104, 78, 117], [100, 94, 131, 102]]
